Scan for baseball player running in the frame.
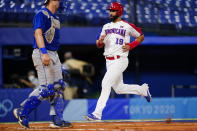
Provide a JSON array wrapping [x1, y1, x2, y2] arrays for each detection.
[[85, 2, 151, 121], [13, 0, 72, 128]]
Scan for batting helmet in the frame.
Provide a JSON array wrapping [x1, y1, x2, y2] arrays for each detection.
[[107, 2, 123, 16], [44, 0, 49, 5]]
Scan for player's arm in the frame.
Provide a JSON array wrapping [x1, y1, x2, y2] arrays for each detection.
[[122, 35, 144, 52], [34, 28, 50, 66], [96, 35, 106, 48], [96, 26, 107, 48], [122, 24, 144, 52]]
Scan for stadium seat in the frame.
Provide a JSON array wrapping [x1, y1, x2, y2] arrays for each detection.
[[137, 0, 197, 32], [0, 0, 196, 32], [0, 0, 129, 25]]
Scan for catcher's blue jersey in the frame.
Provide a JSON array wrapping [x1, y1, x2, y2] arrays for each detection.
[[33, 7, 60, 51]]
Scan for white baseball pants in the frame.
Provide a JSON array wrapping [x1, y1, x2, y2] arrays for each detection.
[[93, 57, 147, 119]]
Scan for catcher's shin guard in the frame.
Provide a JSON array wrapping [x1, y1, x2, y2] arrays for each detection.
[[53, 92, 65, 125], [18, 84, 55, 117], [17, 96, 41, 117]]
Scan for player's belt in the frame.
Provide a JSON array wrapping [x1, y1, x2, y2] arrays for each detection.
[[105, 55, 120, 60]]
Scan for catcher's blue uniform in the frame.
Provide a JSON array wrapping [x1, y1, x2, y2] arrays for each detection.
[[33, 7, 60, 51], [13, 6, 71, 128]]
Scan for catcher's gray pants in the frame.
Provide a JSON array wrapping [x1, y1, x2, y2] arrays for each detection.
[[32, 49, 62, 85]]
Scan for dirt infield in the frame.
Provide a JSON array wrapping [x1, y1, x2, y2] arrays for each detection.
[[1, 121, 197, 131]]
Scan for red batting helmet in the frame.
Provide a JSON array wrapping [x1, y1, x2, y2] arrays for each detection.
[[108, 2, 124, 16]]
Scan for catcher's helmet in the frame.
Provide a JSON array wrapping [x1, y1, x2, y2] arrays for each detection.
[[107, 2, 123, 16], [44, 0, 49, 5]]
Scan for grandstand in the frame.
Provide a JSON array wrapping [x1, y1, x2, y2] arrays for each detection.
[[0, 0, 130, 25], [0, 0, 197, 34], [136, 0, 197, 34]]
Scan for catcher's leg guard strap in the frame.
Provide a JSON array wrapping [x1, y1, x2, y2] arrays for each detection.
[[58, 79, 67, 90], [54, 79, 66, 91], [18, 96, 41, 117]]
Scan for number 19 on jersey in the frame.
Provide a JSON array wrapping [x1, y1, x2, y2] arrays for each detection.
[[116, 38, 124, 45]]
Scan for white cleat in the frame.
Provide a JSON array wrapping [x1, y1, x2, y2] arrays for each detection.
[[142, 83, 152, 103], [84, 114, 101, 122]]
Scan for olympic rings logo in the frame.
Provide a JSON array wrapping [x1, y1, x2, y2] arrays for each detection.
[[0, 99, 13, 117]]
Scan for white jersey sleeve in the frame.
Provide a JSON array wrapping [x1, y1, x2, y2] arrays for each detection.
[[127, 23, 143, 38]]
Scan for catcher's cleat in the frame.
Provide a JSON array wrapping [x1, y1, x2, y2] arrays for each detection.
[[49, 121, 72, 128], [13, 108, 29, 128], [142, 83, 152, 103], [84, 114, 101, 121]]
